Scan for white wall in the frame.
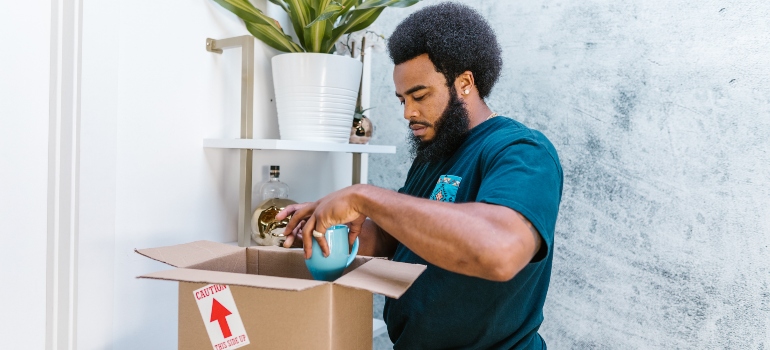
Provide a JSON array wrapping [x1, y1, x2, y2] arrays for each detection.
[[369, 1, 770, 349], [76, 0, 359, 348], [78, 0, 119, 348], [0, 1, 51, 348]]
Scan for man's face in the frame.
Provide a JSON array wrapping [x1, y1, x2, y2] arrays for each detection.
[[394, 54, 452, 142], [394, 54, 470, 163]]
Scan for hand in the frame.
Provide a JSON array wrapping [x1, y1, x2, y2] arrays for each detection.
[[277, 185, 367, 259], [276, 202, 312, 249], [346, 214, 367, 248]]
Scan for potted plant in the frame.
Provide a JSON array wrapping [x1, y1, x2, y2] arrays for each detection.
[[213, 0, 419, 143]]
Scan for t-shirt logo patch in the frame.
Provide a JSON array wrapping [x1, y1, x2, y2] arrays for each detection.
[[430, 175, 462, 203]]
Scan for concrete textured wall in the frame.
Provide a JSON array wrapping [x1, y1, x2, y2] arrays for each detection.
[[367, 1, 770, 349]]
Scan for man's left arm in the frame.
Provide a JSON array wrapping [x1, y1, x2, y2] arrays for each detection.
[[355, 186, 542, 282], [298, 183, 542, 282]]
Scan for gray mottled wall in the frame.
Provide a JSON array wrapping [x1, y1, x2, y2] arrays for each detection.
[[366, 1, 770, 349]]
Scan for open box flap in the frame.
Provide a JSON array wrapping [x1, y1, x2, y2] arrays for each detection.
[[139, 268, 327, 292], [135, 240, 242, 268], [333, 259, 426, 299]]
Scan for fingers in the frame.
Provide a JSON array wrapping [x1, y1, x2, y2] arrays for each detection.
[[291, 231, 304, 248], [348, 229, 359, 248], [302, 215, 316, 259], [310, 216, 331, 258], [281, 203, 315, 242], [347, 215, 366, 247], [275, 203, 306, 221], [293, 221, 305, 247], [314, 227, 330, 258], [282, 220, 298, 248], [282, 220, 305, 248], [302, 214, 331, 259], [282, 231, 295, 249]]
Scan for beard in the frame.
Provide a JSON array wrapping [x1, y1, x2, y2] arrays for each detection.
[[408, 86, 471, 164]]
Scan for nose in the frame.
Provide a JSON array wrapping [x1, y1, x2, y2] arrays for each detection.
[[403, 101, 419, 121]]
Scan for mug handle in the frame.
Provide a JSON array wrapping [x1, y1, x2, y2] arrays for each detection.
[[345, 237, 360, 268]]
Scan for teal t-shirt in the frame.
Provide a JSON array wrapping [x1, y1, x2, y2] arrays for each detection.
[[383, 116, 563, 349]]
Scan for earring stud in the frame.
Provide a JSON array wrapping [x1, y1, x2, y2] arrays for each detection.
[[464, 89, 470, 95]]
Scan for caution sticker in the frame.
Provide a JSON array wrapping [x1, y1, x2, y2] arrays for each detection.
[[193, 284, 250, 350]]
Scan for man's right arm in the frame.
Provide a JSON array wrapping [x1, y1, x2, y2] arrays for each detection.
[[276, 202, 399, 258]]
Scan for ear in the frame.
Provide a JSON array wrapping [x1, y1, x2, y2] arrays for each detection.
[[454, 71, 476, 98]]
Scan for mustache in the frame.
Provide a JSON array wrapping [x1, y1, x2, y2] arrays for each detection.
[[409, 121, 433, 128]]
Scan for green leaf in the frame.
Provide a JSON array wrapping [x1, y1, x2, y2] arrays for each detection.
[[245, 21, 303, 52], [304, 18, 329, 52], [323, 7, 382, 52], [212, 0, 279, 27], [340, 0, 358, 12], [302, 0, 344, 52], [310, 0, 332, 16], [268, 0, 290, 12], [326, 0, 355, 26], [285, 0, 312, 48], [323, 0, 418, 51], [345, 7, 384, 32], [213, 0, 305, 51], [304, 2, 344, 28], [323, 18, 335, 50], [213, 0, 419, 53], [301, 20, 316, 51], [355, 0, 419, 10]]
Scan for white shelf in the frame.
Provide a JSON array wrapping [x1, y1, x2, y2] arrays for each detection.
[[204, 138, 396, 154]]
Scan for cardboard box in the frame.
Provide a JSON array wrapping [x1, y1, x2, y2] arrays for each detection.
[[136, 240, 425, 350]]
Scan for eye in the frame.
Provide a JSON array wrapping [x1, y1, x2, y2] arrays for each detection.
[[399, 100, 405, 105], [413, 95, 426, 101]]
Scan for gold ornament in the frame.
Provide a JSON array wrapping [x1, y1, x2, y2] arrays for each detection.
[[250, 198, 298, 246], [349, 116, 374, 144]]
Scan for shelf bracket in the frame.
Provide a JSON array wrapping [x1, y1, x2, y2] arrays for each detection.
[[207, 36, 255, 247], [352, 153, 362, 185]]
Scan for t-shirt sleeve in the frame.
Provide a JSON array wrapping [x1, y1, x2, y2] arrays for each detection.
[[477, 137, 563, 263]]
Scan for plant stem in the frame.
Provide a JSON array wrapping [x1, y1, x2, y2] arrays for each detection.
[[355, 36, 366, 114], [360, 36, 366, 62]]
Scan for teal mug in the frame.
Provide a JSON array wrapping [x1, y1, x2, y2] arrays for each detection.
[[305, 224, 359, 281]]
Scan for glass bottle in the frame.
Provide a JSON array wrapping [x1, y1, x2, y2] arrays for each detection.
[[258, 165, 289, 201]]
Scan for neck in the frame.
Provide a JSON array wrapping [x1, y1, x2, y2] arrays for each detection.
[[466, 99, 494, 130]]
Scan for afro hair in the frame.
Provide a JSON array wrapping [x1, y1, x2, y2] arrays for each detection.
[[387, 2, 502, 99]]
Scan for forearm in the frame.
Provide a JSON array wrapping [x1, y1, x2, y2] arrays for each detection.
[[353, 185, 539, 281], [356, 218, 397, 258]]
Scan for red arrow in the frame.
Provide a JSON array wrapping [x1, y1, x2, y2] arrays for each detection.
[[210, 298, 233, 338]]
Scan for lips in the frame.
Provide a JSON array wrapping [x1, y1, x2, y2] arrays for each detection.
[[410, 124, 427, 136]]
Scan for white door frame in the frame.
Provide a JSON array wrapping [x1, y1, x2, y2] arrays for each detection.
[[46, 0, 83, 348]]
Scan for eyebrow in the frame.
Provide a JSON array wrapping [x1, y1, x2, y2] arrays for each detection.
[[395, 85, 428, 98]]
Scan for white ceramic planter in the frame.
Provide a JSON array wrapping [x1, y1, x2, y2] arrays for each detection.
[[272, 53, 363, 143]]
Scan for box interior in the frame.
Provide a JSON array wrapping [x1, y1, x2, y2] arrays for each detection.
[[137, 240, 427, 298], [244, 246, 372, 281]]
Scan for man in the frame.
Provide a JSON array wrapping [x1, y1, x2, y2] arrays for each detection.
[[276, 3, 563, 349]]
